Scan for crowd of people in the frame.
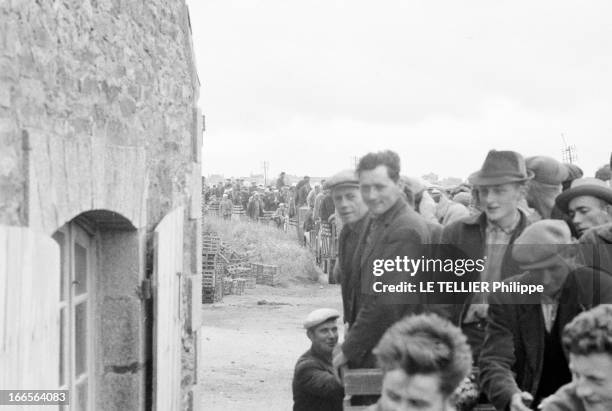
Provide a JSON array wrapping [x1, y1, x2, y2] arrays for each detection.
[[289, 149, 612, 411], [203, 172, 341, 235]]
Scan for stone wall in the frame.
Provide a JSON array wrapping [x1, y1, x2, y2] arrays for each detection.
[[0, 0, 201, 409], [0, 0, 199, 230]]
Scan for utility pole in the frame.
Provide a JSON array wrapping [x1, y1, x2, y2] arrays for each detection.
[[351, 156, 358, 169], [262, 161, 269, 185], [561, 133, 577, 164]]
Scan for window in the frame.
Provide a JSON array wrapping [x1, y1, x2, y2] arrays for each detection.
[[53, 222, 94, 411]]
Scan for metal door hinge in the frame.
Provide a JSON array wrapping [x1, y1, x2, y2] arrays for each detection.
[[138, 278, 152, 300]]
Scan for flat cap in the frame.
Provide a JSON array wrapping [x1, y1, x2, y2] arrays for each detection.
[[303, 308, 340, 330], [526, 156, 569, 185], [324, 170, 359, 190], [512, 220, 572, 270]]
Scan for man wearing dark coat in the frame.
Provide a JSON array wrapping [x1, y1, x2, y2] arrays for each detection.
[[333, 150, 432, 370], [578, 222, 612, 276], [433, 150, 533, 361], [325, 170, 369, 328], [292, 308, 344, 411], [296, 176, 311, 207], [479, 220, 612, 411]]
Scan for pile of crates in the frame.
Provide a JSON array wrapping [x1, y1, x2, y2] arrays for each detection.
[[202, 232, 220, 303], [251, 263, 280, 286], [231, 205, 245, 221], [202, 230, 281, 304], [226, 263, 255, 290]]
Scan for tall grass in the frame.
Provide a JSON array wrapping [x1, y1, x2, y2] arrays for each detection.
[[203, 215, 321, 285]]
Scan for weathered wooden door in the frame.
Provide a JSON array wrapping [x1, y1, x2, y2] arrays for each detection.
[[152, 207, 184, 411], [0, 226, 60, 400]]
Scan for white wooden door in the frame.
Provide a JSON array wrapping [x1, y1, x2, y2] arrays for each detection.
[[54, 223, 95, 411], [152, 207, 184, 411], [0, 225, 60, 408]]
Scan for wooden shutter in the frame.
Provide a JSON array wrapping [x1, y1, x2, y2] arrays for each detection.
[[0, 226, 60, 394], [152, 207, 184, 411]]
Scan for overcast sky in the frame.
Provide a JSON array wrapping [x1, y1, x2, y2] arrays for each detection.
[[186, 0, 611, 181]]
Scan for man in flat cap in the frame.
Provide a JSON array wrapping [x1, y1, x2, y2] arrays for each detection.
[[325, 170, 369, 330], [556, 177, 612, 239], [292, 308, 344, 411], [479, 220, 612, 411], [525, 156, 570, 219]]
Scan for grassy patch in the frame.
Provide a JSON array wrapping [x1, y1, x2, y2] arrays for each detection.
[[203, 215, 321, 285]]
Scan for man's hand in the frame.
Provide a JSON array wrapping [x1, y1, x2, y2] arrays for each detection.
[[463, 303, 489, 323], [332, 350, 347, 369], [332, 350, 348, 381], [510, 391, 534, 411]]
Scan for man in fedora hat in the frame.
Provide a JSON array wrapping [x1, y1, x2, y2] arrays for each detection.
[[292, 308, 344, 411], [433, 150, 533, 360], [560, 178, 612, 276], [555, 177, 612, 238], [479, 220, 612, 411], [324, 170, 369, 329]]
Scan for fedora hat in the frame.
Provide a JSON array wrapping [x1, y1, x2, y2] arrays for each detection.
[[468, 150, 534, 186], [555, 177, 612, 213]]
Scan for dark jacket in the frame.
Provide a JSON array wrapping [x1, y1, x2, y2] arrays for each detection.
[[432, 211, 530, 318], [578, 223, 612, 276], [292, 348, 344, 411], [479, 267, 612, 411], [319, 194, 336, 223], [342, 198, 432, 367], [338, 216, 369, 327]]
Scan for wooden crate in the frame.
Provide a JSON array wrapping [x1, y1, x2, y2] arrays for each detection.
[[235, 278, 246, 295], [213, 277, 223, 303], [342, 367, 383, 411], [251, 263, 279, 286], [261, 264, 279, 286], [223, 277, 233, 295]]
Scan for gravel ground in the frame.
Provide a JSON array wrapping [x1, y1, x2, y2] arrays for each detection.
[[198, 282, 343, 411]]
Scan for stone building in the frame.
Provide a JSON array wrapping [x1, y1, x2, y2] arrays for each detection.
[[0, 1, 203, 410]]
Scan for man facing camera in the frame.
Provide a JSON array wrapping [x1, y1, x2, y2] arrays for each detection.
[[292, 308, 344, 411], [555, 177, 612, 238], [325, 170, 369, 328], [334, 150, 432, 370], [541, 305, 612, 411], [479, 220, 612, 411], [366, 313, 472, 411]]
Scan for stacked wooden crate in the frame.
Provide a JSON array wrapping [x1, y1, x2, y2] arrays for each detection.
[[207, 201, 220, 217], [227, 263, 254, 289], [252, 263, 280, 286], [261, 264, 279, 286], [231, 204, 245, 221], [202, 233, 220, 303]]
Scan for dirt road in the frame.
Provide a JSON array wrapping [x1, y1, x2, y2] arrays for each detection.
[[198, 282, 343, 411]]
